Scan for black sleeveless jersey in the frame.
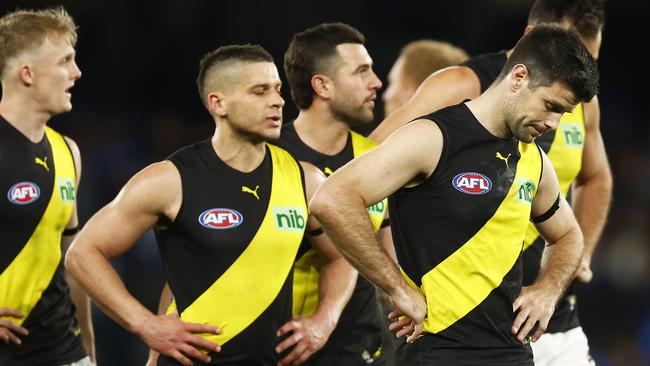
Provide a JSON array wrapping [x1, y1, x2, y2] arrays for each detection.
[[0, 116, 86, 365], [156, 140, 307, 365], [275, 122, 386, 364], [390, 103, 542, 363], [463, 51, 584, 333]]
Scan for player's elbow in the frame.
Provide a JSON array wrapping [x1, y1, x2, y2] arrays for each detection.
[[64, 239, 85, 279], [309, 184, 337, 223]]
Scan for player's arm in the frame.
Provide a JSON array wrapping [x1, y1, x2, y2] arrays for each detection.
[[511, 151, 584, 343], [145, 282, 174, 366], [571, 97, 612, 283], [369, 66, 480, 143], [276, 162, 357, 366], [65, 162, 220, 366], [311, 120, 442, 342], [377, 211, 396, 262], [60, 136, 96, 363]]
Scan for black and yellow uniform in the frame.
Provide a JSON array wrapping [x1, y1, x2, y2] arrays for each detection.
[[0, 116, 86, 365], [462, 52, 584, 333], [275, 122, 387, 365], [391, 104, 542, 365], [156, 140, 307, 365]]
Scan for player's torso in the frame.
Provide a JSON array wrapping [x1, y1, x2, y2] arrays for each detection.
[[390, 103, 541, 352], [156, 141, 307, 364], [0, 117, 84, 364]]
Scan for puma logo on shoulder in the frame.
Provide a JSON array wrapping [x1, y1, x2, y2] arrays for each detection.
[[495, 152, 511, 168], [35, 157, 49, 172], [242, 185, 260, 200], [323, 167, 334, 176]]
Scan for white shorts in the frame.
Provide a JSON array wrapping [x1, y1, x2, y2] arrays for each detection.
[[532, 326, 595, 366], [58, 356, 95, 366]]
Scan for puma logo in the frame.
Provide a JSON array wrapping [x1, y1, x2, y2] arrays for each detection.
[[495, 152, 511, 168], [323, 167, 334, 176], [35, 156, 49, 171], [241, 185, 260, 200]]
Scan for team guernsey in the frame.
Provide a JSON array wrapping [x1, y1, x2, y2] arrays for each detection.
[[155, 140, 307, 365], [0, 116, 86, 365], [275, 122, 387, 365], [390, 104, 542, 365], [462, 52, 585, 333]]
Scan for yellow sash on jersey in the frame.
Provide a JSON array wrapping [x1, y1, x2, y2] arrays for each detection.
[[0, 128, 76, 325], [176, 144, 306, 346], [523, 103, 584, 250], [416, 142, 542, 333], [292, 131, 387, 317]]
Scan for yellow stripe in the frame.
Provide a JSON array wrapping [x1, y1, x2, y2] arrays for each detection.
[[179, 144, 307, 345], [291, 249, 321, 316], [350, 131, 387, 231], [419, 142, 541, 333], [523, 103, 584, 250], [0, 128, 76, 324]]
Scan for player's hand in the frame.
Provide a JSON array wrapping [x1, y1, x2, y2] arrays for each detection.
[[511, 285, 559, 343], [574, 255, 593, 283], [0, 308, 28, 345], [388, 284, 427, 343], [136, 313, 221, 366], [275, 315, 334, 366]]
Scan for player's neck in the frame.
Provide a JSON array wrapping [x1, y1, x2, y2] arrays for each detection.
[[465, 87, 510, 139], [0, 94, 51, 143], [210, 123, 267, 173], [293, 107, 350, 155]]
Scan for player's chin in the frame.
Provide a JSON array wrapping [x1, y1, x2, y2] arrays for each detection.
[[262, 128, 281, 142]]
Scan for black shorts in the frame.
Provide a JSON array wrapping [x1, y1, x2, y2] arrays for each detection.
[[396, 338, 533, 366]]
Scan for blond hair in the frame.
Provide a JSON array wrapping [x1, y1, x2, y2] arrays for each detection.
[[399, 40, 468, 86], [0, 7, 78, 78]]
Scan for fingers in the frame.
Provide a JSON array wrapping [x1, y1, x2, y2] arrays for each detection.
[[277, 341, 308, 366], [406, 322, 423, 343], [511, 306, 530, 339], [395, 321, 415, 339], [178, 343, 211, 364], [387, 309, 404, 321], [275, 330, 304, 354], [0, 308, 24, 318], [0, 319, 28, 336], [277, 319, 301, 338], [184, 322, 220, 335], [186, 333, 221, 353], [388, 316, 412, 332], [0, 329, 23, 345], [169, 350, 193, 366]]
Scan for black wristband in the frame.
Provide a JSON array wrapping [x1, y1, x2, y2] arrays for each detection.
[[307, 227, 324, 236], [62, 226, 79, 236]]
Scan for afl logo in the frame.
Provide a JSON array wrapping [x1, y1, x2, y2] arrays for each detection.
[[452, 172, 492, 195], [7, 182, 41, 205], [198, 208, 243, 230]]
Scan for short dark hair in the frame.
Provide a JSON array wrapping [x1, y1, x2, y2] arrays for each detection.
[[284, 23, 365, 109], [528, 0, 605, 40], [196, 44, 274, 106], [496, 25, 599, 103]]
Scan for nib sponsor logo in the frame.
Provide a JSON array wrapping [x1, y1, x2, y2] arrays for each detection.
[[7, 182, 40, 205], [273, 206, 306, 232], [198, 208, 243, 229]]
